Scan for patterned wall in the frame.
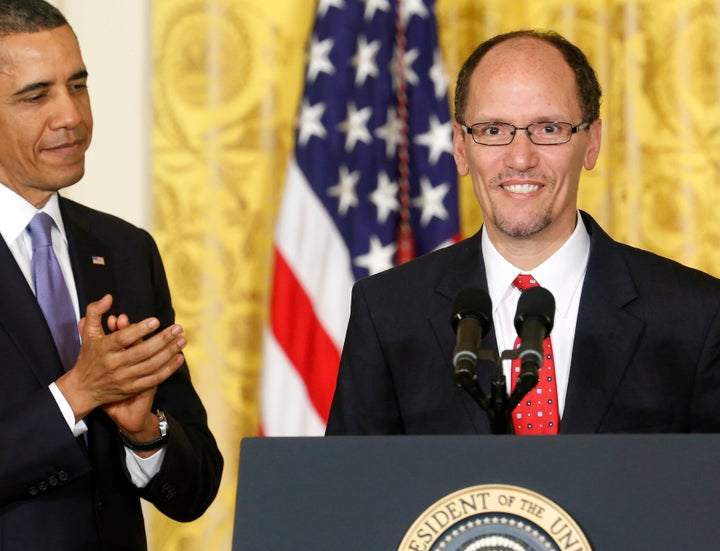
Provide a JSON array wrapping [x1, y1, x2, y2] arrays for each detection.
[[151, 1, 313, 548], [151, 1, 720, 549]]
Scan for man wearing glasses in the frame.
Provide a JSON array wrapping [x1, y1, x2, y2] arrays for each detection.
[[326, 30, 720, 435]]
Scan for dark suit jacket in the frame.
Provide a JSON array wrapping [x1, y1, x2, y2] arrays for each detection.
[[326, 211, 720, 435], [0, 197, 223, 550]]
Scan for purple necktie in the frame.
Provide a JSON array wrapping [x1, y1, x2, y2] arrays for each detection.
[[27, 213, 81, 371]]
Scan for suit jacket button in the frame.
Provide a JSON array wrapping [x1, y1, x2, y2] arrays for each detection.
[[28, 485, 38, 496], [48, 475, 59, 486], [38, 481, 48, 492], [58, 470, 69, 482]]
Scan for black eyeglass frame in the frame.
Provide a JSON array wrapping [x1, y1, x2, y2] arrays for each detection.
[[459, 121, 590, 146]]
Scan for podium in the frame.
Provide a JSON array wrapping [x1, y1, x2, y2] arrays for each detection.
[[233, 435, 720, 550]]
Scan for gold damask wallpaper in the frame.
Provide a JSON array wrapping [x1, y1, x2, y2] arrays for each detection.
[[151, 1, 720, 549], [151, 1, 314, 548]]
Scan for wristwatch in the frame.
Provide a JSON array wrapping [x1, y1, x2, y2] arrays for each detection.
[[119, 409, 169, 452]]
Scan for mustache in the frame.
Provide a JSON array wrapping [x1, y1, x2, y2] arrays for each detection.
[[491, 170, 550, 185]]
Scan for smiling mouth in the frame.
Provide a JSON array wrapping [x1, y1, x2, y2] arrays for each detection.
[[503, 182, 541, 194], [41, 139, 89, 160], [46, 140, 81, 150]]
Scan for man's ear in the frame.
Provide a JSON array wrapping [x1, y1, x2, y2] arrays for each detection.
[[583, 119, 602, 170], [453, 123, 470, 176]]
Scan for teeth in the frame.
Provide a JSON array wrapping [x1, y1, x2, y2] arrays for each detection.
[[504, 183, 539, 194]]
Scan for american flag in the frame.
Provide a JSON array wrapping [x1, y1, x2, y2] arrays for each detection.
[[260, 0, 460, 436]]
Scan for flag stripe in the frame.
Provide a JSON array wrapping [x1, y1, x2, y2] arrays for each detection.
[[274, 160, 353, 349], [260, 332, 325, 436], [260, 0, 459, 436], [270, 248, 340, 422]]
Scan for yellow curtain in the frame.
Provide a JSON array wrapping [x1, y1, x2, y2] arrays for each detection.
[[151, 1, 313, 549], [151, 1, 720, 549]]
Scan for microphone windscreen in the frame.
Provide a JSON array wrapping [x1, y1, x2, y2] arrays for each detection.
[[514, 286, 555, 333], [452, 288, 493, 334]]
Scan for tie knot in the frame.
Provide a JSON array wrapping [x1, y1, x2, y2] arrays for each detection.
[[513, 273, 539, 292], [27, 212, 55, 250]]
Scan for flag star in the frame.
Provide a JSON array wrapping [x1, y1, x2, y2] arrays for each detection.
[[412, 177, 450, 226], [374, 107, 402, 158], [317, 0, 345, 18], [352, 35, 381, 86], [261, 0, 459, 438], [400, 0, 429, 25], [369, 172, 399, 223], [429, 49, 449, 100], [363, 0, 391, 20], [414, 114, 453, 164], [391, 47, 420, 89], [327, 165, 360, 215], [338, 102, 372, 152], [297, 100, 327, 147], [354, 235, 397, 275], [307, 37, 335, 83]]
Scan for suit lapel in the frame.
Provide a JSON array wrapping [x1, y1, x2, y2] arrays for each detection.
[[0, 230, 66, 384], [59, 198, 120, 450], [60, 198, 117, 313], [430, 231, 500, 432], [561, 213, 644, 433]]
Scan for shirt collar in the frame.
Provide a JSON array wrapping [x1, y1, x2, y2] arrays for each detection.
[[482, 211, 590, 318], [0, 185, 68, 246]]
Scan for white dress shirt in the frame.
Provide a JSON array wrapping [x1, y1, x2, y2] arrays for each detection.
[[0, 184, 163, 486], [482, 212, 590, 416]]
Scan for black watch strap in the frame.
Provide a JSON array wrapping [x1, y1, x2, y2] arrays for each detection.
[[119, 409, 169, 452]]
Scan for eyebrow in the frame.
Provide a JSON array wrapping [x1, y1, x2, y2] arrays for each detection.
[[11, 69, 88, 98]]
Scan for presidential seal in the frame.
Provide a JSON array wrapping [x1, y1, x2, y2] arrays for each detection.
[[398, 484, 592, 551]]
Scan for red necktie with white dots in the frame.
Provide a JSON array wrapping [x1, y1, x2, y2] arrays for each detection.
[[510, 274, 559, 435]]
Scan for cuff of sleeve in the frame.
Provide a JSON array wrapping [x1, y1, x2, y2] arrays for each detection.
[[124, 447, 166, 487], [49, 382, 88, 437]]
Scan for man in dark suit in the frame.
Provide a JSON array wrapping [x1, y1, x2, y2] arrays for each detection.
[[0, 1, 223, 549], [326, 29, 720, 435]]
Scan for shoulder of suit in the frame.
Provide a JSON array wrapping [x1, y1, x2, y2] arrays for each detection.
[[60, 196, 150, 236]]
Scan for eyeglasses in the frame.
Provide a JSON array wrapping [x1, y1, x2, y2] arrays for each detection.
[[460, 121, 590, 146]]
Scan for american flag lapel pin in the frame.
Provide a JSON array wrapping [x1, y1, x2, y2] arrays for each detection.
[[91, 255, 106, 266]]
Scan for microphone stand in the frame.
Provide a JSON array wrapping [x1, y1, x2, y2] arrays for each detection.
[[454, 349, 510, 434], [454, 348, 538, 435]]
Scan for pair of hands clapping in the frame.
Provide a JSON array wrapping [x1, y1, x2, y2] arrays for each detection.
[[56, 294, 185, 447]]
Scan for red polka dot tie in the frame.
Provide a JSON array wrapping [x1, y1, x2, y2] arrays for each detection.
[[510, 274, 559, 435]]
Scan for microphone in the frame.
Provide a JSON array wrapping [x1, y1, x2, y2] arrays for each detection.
[[451, 288, 492, 384], [451, 288, 511, 434], [509, 286, 555, 408]]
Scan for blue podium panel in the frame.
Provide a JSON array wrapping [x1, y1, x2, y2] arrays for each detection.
[[233, 435, 720, 550]]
